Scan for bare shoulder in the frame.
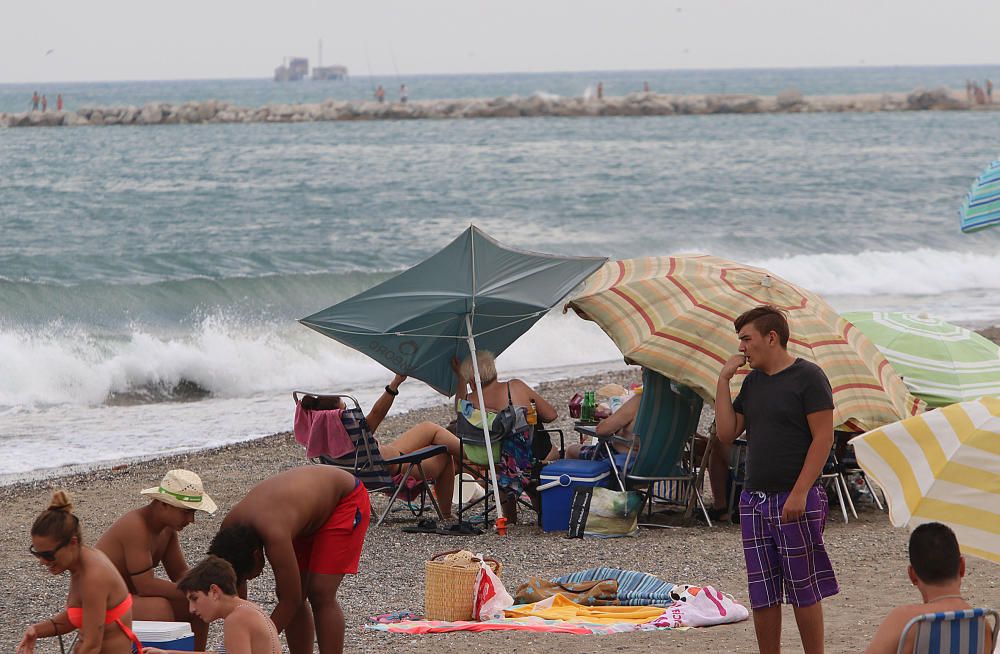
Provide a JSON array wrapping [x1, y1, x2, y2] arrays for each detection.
[[99, 509, 148, 543]]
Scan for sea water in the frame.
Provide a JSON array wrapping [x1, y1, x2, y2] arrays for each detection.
[[2, 67, 999, 481]]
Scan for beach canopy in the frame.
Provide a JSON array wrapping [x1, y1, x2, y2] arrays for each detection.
[[301, 225, 606, 530], [850, 397, 1000, 564], [843, 311, 1000, 408], [566, 255, 925, 433], [301, 226, 606, 395], [959, 158, 1000, 233]]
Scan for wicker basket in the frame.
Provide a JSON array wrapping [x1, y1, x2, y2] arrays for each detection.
[[424, 549, 502, 621]]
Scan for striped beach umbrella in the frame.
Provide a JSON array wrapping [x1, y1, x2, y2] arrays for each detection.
[[959, 158, 1000, 233], [843, 311, 1000, 408], [850, 398, 1000, 564], [566, 255, 925, 433]]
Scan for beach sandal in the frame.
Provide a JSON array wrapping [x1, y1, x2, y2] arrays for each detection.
[[401, 518, 439, 534]]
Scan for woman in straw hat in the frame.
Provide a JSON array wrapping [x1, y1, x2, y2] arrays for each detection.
[[96, 469, 217, 650], [18, 490, 143, 654]]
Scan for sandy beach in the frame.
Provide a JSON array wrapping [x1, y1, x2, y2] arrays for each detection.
[[3, 367, 999, 653]]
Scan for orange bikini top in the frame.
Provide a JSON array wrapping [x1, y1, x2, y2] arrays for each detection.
[[67, 593, 142, 653]]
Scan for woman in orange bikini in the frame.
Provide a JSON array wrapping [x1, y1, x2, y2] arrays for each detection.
[[17, 491, 142, 654]]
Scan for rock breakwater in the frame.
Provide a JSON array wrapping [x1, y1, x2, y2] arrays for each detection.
[[2, 87, 990, 128]]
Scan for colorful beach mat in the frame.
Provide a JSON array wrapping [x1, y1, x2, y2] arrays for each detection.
[[365, 616, 644, 635]]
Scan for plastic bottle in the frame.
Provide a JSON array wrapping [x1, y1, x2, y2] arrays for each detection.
[[527, 399, 538, 426]]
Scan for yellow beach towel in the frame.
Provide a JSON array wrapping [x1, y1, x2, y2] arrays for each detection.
[[505, 594, 664, 624]]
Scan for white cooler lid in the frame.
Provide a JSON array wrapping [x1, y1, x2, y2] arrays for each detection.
[[133, 621, 194, 640]]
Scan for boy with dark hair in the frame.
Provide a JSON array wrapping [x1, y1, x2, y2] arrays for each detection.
[[208, 466, 368, 654], [716, 304, 839, 654], [865, 523, 991, 654], [143, 555, 280, 654]]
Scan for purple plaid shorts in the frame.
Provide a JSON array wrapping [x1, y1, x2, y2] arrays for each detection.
[[739, 486, 840, 609]]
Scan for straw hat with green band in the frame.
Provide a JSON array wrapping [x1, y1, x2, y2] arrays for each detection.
[[141, 469, 217, 514]]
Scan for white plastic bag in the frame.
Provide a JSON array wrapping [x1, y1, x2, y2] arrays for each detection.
[[472, 559, 513, 621]]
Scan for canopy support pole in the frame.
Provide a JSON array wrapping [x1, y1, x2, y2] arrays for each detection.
[[466, 314, 508, 535]]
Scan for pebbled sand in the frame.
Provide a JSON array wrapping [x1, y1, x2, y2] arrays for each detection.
[[2, 368, 998, 653]]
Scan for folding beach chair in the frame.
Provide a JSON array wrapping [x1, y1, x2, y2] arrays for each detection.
[[896, 608, 998, 654], [292, 391, 448, 528], [613, 369, 710, 527], [820, 450, 858, 524]]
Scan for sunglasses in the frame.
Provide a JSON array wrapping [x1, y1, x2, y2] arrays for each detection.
[[29, 537, 72, 562]]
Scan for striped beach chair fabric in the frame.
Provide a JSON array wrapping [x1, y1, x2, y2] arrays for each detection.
[[897, 608, 999, 654], [624, 369, 710, 525], [293, 391, 447, 527]]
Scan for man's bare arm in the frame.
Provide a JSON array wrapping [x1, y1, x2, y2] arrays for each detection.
[[124, 537, 184, 600], [161, 531, 189, 583], [264, 537, 305, 633], [715, 354, 746, 444]]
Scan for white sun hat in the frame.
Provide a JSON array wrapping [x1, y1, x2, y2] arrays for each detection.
[[141, 469, 217, 514]]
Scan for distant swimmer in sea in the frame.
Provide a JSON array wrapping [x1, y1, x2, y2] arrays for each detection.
[[399, 83, 408, 104], [374, 85, 385, 103]]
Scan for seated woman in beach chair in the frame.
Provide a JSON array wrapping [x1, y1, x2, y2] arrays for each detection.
[[301, 373, 463, 521], [565, 392, 641, 462], [453, 351, 559, 522]]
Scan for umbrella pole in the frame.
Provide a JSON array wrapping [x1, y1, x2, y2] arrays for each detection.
[[466, 317, 508, 536]]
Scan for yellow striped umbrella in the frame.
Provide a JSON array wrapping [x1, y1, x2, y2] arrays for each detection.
[[850, 398, 1000, 564], [565, 255, 924, 433]]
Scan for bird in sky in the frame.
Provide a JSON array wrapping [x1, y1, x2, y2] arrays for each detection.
[[45, 49, 55, 56]]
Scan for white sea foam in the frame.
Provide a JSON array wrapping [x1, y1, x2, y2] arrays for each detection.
[[748, 249, 1000, 297]]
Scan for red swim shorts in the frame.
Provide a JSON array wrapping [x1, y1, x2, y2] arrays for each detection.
[[293, 481, 370, 575]]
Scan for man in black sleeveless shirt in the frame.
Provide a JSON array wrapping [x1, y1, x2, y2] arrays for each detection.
[[715, 305, 839, 654]]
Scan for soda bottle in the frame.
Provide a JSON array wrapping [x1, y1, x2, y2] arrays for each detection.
[[582, 391, 594, 422], [527, 399, 538, 426]]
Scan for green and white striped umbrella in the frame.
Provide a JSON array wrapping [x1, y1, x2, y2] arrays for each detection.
[[842, 311, 1000, 408]]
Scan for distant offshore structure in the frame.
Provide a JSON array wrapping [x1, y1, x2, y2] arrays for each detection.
[[274, 40, 348, 81]]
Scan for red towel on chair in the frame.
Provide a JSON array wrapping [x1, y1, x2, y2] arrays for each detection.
[[294, 405, 354, 459]]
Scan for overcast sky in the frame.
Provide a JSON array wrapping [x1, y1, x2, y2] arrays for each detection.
[[3, 0, 998, 83]]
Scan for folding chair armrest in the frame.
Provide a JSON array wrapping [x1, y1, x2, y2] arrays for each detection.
[[535, 427, 565, 456], [383, 444, 448, 465]]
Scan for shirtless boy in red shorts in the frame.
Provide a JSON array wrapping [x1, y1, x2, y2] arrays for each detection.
[[209, 466, 369, 654]]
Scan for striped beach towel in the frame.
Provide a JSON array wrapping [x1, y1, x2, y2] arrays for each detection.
[[553, 567, 675, 607]]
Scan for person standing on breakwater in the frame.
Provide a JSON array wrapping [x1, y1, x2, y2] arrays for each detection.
[[399, 83, 408, 103], [57, 94, 63, 111], [41, 95, 48, 112], [643, 81, 650, 93], [597, 81, 604, 100], [374, 85, 385, 103], [987, 79, 994, 104], [32, 91, 39, 111]]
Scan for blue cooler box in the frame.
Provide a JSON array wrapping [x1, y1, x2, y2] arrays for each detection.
[[538, 458, 611, 532], [133, 621, 194, 652]]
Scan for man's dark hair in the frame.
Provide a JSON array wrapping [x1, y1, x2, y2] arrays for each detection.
[[734, 305, 790, 348], [208, 524, 263, 582], [909, 522, 961, 584], [178, 555, 238, 596]]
